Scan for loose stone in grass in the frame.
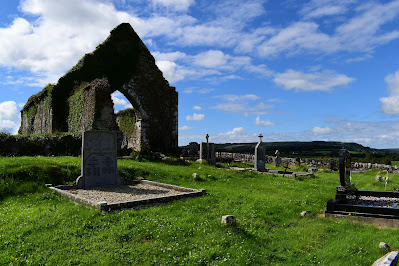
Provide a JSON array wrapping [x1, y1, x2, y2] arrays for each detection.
[[308, 167, 318, 174], [300, 210, 310, 217], [192, 173, 199, 179], [379, 242, 391, 252], [376, 175, 383, 182], [221, 215, 236, 226]]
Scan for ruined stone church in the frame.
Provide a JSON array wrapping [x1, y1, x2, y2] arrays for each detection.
[[19, 23, 178, 153]]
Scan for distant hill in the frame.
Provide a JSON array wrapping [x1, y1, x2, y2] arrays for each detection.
[[181, 141, 377, 157], [214, 141, 376, 156]]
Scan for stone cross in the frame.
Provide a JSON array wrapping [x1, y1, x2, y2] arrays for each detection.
[[258, 133, 263, 143], [205, 133, 209, 143]]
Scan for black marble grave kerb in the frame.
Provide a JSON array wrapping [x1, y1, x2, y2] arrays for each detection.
[[325, 149, 399, 226], [47, 180, 206, 211]]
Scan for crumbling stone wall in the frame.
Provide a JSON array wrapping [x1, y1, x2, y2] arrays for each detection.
[[19, 23, 178, 153], [19, 84, 54, 134]]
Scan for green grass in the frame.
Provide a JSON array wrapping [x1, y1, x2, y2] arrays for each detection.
[[391, 161, 399, 166], [1, 157, 399, 265]]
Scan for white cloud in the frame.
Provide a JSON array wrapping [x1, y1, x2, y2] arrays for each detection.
[[193, 105, 202, 111], [380, 70, 399, 114], [111, 92, 133, 109], [258, 22, 336, 57], [182, 87, 214, 94], [156, 60, 186, 83], [212, 103, 247, 113], [0, 0, 141, 86], [186, 113, 205, 121], [214, 127, 258, 143], [0, 101, 20, 134], [273, 69, 354, 92], [0, 101, 18, 120], [255, 116, 274, 127], [212, 94, 272, 115], [300, 0, 352, 19], [258, 1, 399, 57], [194, 50, 228, 68], [334, 1, 399, 52], [179, 125, 192, 130], [216, 94, 260, 102], [152, 51, 187, 62], [267, 98, 282, 103], [151, 0, 195, 12], [0, 120, 19, 134], [311, 126, 333, 135]]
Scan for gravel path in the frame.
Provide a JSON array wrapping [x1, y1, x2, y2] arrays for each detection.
[[347, 196, 399, 208], [67, 183, 187, 204]]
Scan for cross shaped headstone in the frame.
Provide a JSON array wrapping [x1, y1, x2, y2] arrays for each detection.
[[205, 133, 209, 143], [258, 133, 263, 143]]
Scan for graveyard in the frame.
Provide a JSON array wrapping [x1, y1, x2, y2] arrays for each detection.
[[2, 153, 399, 265], [2, 22, 399, 265]]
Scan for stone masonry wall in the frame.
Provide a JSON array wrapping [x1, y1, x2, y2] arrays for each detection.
[[18, 23, 178, 154]]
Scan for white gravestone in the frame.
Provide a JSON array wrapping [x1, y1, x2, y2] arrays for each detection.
[[76, 131, 121, 188]]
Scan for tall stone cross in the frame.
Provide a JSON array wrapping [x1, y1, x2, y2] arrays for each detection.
[[258, 133, 263, 143], [205, 133, 209, 143]]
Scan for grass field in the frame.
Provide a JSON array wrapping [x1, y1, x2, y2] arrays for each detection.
[[1, 156, 398, 265]]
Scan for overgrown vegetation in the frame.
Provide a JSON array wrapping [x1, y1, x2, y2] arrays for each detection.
[[0, 133, 82, 156], [1, 156, 399, 264], [116, 108, 136, 137], [67, 84, 86, 133]]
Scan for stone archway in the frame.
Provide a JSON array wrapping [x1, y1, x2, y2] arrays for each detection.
[[19, 23, 178, 153]]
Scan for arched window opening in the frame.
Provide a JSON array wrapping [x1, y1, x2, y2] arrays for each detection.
[[111, 90, 142, 152]]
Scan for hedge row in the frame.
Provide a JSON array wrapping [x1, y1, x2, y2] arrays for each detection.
[[0, 133, 82, 156]]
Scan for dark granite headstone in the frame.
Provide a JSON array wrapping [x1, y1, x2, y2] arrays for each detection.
[[254, 134, 265, 171], [337, 149, 356, 192], [76, 131, 121, 188]]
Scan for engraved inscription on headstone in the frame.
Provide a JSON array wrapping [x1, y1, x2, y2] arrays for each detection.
[[76, 131, 121, 188]]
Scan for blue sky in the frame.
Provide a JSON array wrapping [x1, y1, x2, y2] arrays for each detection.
[[1, 0, 399, 148]]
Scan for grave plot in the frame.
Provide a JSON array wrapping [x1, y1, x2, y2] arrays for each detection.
[[49, 130, 205, 211], [48, 180, 205, 212], [325, 149, 399, 226]]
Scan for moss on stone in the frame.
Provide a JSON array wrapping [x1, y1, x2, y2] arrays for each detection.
[[25, 105, 37, 133], [67, 83, 86, 133], [116, 108, 136, 137], [22, 84, 54, 112]]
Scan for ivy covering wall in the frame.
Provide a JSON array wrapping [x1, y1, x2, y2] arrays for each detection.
[[116, 108, 136, 138], [67, 83, 87, 134], [19, 84, 54, 134]]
